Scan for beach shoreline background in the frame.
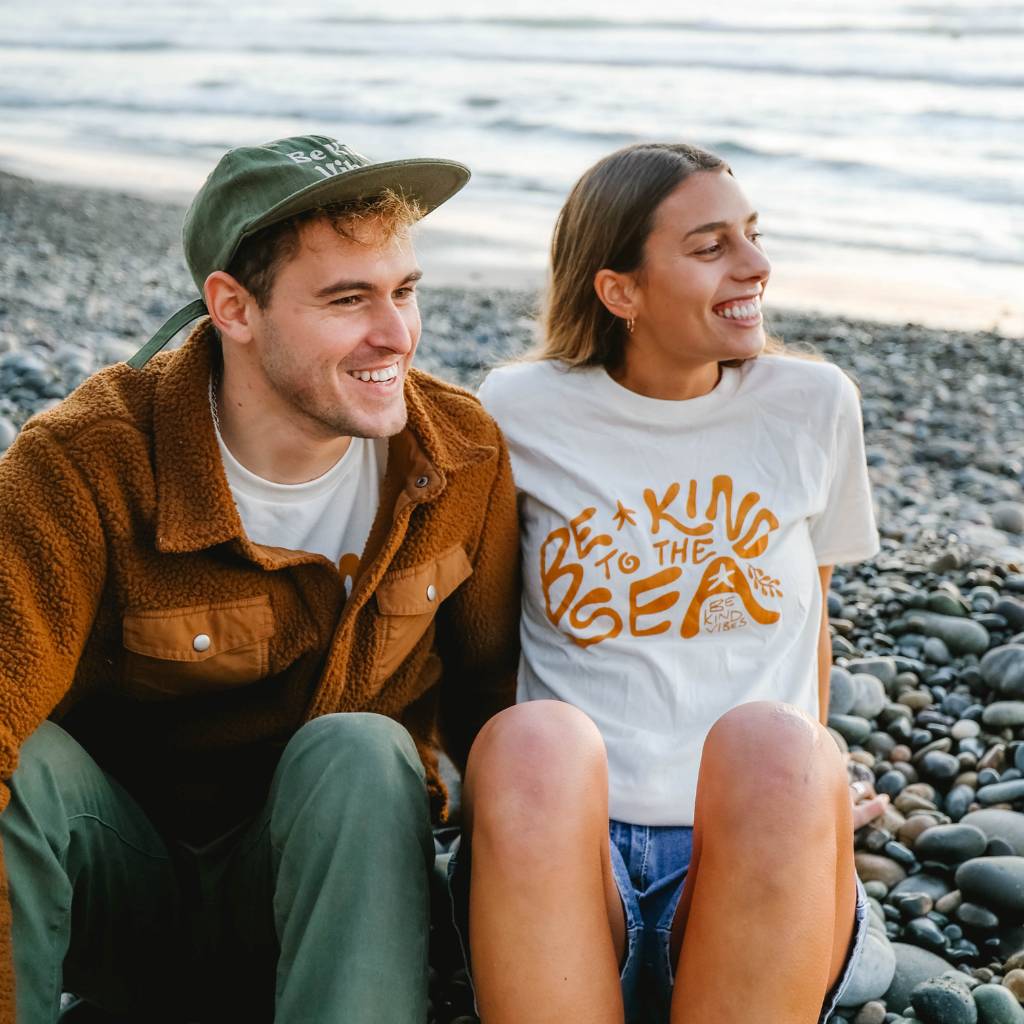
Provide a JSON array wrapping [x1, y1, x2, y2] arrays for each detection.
[[2, 0, 1022, 335]]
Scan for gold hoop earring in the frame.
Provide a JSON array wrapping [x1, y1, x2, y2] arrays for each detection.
[[626, 317, 635, 334]]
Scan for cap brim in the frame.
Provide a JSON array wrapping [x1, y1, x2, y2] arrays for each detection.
[[242, 157, 470, 249]]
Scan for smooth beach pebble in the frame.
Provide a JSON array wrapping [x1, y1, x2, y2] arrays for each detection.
[[838, 931, 898, 1008], [978, 781, 1024, 807], [885, 943, 953, 1013], [915, 825, 989, 865], [983, 704, 1024, 730], [1004, 969, 1024, 1002], [853, 1000, 888, 1024], [830, 665, 859, 715], [972, 983, 1024, 1024], [955, 858, 1024, 917], [911, 975, 978, 1024], [857, 853, 909, 889], [982, 647, 1024, 699]]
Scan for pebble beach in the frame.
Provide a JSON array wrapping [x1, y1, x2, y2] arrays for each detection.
[[4, 168, 1024, 1024]]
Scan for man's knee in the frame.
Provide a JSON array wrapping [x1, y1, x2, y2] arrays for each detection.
[[271, 713, 428, 821], [5, 721, 103, 814]]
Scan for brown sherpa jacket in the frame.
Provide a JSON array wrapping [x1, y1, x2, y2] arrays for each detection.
[[0, 319, 520, 1018]]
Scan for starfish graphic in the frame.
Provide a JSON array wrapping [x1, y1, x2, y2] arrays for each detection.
[[612, 501, 637, 531], [708, 563, 734, 592]]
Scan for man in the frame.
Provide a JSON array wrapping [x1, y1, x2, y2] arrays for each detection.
[[0, 135, 519, 1023]]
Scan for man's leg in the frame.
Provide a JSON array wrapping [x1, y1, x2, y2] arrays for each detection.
[[223, 713, 434, 1024], [0, 722, 182, 1024], [669, 701, 858, 1022]]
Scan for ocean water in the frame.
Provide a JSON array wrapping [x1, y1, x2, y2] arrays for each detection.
[[1, 0, 1022, 331]]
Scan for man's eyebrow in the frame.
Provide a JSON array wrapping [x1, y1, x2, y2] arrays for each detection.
[[683, 212, 759, 240], [313, 269, 423, 299]]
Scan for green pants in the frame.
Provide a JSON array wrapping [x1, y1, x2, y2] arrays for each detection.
[[0, 714, 434, 1024]]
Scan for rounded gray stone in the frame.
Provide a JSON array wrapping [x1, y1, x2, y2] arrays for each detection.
[[915, 825, 988, 865], [836, 930, 897, 1007], [903, 611, 990, 656], [910, 976, 978, 1024], [955, 857, 1024, 917], [978, 780, 1024, 806], [992, 503, 1024, 536], [961, 810, 1024, 857], [830, 665, 858, 716], [852, 673, 888, 720], [983, 703, 1024, 729], [972, 982, 1024, 1024], [982, 646, 1024, 699], [885, 943, 963, 1014], [830, 714, 873, 746]]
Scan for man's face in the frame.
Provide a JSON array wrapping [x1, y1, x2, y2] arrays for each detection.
[[248, 218, 422, 440]]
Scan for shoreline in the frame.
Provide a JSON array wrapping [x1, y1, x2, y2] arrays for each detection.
[[2, 161, 1021, 340]]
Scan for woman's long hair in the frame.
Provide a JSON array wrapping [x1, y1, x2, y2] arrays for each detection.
[[535, 142, 786, 371]]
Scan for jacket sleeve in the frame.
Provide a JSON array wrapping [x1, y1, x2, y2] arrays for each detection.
[[0, 422, 108, 1021], [435, 427, 521, 774]]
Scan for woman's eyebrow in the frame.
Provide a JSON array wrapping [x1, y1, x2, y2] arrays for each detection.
[[683, 212, 759, 240]]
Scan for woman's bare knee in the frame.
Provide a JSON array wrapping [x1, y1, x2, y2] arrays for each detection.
[[464, 701, 609, 851], [697, 701, 847, 827]]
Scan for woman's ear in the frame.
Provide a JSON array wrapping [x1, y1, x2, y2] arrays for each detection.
[[204, 271, 256, 345], [594, 268, 638, 322]]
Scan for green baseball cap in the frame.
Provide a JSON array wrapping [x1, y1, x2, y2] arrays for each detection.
[[128, 134, 470, 368]]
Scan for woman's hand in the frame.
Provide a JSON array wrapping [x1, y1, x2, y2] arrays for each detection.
[[849, 775, 890, 829]]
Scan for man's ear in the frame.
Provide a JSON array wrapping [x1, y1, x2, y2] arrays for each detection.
[[205, 271, 257, 345], [593, 268, 638, 322]]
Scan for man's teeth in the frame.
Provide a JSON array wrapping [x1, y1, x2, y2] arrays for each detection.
[[715, 298, 762, 319], [349, 364, 399, 383]]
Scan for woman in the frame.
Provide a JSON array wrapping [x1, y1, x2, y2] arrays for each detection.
[[454, 143, 887, 1023]]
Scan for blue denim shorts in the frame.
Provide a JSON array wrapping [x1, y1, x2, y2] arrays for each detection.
[[447, 819, 870, 1024]]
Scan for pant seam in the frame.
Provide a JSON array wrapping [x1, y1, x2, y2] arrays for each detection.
[[65, 813, 171, 861]]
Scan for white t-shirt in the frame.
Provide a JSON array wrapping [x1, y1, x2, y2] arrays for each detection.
[[478, 355, 879, 826], [215, 426, 386, 597]]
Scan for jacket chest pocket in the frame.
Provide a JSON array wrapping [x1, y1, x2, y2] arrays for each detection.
[[121, 596, 275, 700], [373, 544, 472, 684]]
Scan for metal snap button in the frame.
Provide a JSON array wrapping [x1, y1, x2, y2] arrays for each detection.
[[415, 475, 430, 488], [192, 633, 211, 653], [426, 584, 437, 602]]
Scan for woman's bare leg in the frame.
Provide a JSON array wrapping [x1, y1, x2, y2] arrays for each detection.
[[669, 701, 858, 1023], [461, 701, 626, 1024]]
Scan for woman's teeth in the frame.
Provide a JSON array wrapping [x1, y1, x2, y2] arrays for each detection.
[[348, 363, 399, 383], [714, 297, 762, 320]]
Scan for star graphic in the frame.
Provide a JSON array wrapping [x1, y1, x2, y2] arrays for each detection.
[[612, 501, 637, 531], [708, 563, 734, 592]]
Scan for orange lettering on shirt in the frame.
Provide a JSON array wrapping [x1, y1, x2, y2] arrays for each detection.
[[703, 475, 779, 558], [629, 566, 683, 637], [643, 483, 713, 538], [680, 555, 779, 639], [568, 588, 623, 648], [540, 528, 583, 626], [569, 507, 613, 559]]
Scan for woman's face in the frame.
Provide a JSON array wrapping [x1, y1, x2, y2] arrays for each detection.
[[628, 168, 771, 371]]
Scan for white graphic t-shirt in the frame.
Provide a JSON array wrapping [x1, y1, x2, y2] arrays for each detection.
[[215, 427, 386, 597], [478, 355, 879, 826]]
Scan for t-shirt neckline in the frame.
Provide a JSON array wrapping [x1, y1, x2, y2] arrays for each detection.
[[590, 362, 743, 422]]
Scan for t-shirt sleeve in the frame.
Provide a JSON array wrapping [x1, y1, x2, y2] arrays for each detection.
[[807, 371, 880, 565]]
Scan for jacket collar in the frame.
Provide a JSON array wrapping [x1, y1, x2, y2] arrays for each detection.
[[150, 320, 494, 555]]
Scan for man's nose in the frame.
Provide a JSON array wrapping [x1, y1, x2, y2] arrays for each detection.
[[366, 298, 415, 354]]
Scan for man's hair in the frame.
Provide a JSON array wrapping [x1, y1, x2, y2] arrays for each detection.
[[226, 188, 423, 308]]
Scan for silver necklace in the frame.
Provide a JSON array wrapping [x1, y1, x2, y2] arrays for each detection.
[[208, 371, 222, 434]]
